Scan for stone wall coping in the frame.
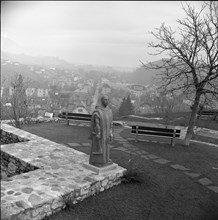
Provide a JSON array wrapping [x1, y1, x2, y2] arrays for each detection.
[[1, 124, 126, 220]]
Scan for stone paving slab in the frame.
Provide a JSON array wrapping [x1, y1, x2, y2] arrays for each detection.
[[170, 164, 190, 171], [117, 141, 129, 144], [123, 143, 134, 148], [114, 127, 218, 194], [81, 143, 91, 147], [141, 155, 150, 160], [207, 186, 218, 193], [122, 150, 131, 154], [116, 140, 127, 143], [130, 152, 140, 156], [83, 162, 118, 174], [184, 172, 201, 178], [133, 150, 149, 155], [137, 139, 149, 142], [1, 124, 126, 220], [126, 138, 135, 141], [153, 158, 171, 164], [67, 143, 81, 147], [139, 150, 149, 154], [198, 178, 212, 186], [190, 140, 218, 147], [114, 147, 130, 152], [147, 154, 159, 159], [115, 139, 127, 142]]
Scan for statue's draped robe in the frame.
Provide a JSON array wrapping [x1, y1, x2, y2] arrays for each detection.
[[89, 106, 113, 166]]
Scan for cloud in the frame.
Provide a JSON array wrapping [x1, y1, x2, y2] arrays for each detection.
[[1, 1, 204, 67]]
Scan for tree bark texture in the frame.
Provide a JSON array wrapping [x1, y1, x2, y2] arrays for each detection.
[[184, 91, 201, 146]]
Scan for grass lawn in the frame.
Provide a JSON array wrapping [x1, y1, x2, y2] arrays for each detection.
[[120, 128, 218, 185], [22, 122, 218, 220], [117, 112, 218, 144], [117, 111, 218, 131]]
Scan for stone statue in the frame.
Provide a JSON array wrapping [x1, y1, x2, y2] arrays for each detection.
[[89, 95, 113, 167]]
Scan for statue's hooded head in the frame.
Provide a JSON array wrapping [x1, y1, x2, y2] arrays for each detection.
[[96, 95, 109, 109], [101, 95, 109, 108]]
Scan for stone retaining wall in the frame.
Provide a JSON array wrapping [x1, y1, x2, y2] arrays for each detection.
[[1, 124, 126, 220], [1, 117, 62, 127], [0, 129, 28, 145], [1, 151, 39, 180], [13, 172, 124, 220]]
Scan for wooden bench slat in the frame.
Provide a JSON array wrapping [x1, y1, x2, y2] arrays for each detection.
[[131, 130, 180, 137], [60, 112, 91, 125], [62, 112, 91, 118], [132, 126, 180, 134], [197, 110, 218, 120], [66, 117, 91, 121], [131, 124, 181, 146]]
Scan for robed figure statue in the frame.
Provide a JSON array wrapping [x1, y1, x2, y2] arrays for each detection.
[[89, 95, 113, 167]]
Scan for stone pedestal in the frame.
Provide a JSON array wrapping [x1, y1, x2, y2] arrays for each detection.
[[83, 162, 118, 174]]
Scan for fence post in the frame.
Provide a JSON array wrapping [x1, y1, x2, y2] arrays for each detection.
[[171, 129, 176, 147], [135, 126, 139, 142]]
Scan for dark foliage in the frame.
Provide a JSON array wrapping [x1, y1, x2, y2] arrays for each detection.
[[118, 95, 134, 116]]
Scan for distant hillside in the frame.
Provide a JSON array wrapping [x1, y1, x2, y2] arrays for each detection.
[[1, 51, 74, 69], [1, 51, 135, 73], [123, 60, 164, 85], [1, 37, 25, 54], [1, 61, 50, 87]]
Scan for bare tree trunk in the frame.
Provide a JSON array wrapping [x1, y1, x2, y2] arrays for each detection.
[[184, 91, 201, 146]]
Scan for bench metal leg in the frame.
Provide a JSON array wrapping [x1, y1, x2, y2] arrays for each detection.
[[171, 129, 176, 147], [66, 112, 69, 125], [135, 126, 138, 142]]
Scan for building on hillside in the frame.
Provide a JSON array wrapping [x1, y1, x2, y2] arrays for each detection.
[[59, 92, 71, 107], [86, 79, 95, 87], [9, 87, 14, 96], [83, 83, 92, 93], [72, 88, 90, 101], [70, 91, 92, 110], [37, 88, 49, 97], [1, 87, 10, 97], [101, 78, 110, 84], [183, 99, 192, 106], [35, 70, 42, 75], [26, 88, 36, 97], [102, 84, 111, 95], [7, 86, 49, 98], [68, 99, 90, 113], [72, 106, 89, 114], [110, 97, 122, 108], [1, 87, 4, 97], [136, 104, 154, 114], [127, 84, 146, 97], [28, 97, 50, 110]]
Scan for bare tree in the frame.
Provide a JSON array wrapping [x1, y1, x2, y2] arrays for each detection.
[[139, 89, 185, 125], [3, 74, 29, 128], [146, 1, 218, 145]]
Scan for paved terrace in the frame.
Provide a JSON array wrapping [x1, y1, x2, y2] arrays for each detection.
[[1, 124, 126, 220]]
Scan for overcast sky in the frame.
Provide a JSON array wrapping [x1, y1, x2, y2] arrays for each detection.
[[1, 1, 203, 68]]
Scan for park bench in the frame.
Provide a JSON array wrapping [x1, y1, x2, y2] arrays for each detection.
[[60, 112, 91, 125], [197, 110, 218, 120], [128, 122, 181, 147]]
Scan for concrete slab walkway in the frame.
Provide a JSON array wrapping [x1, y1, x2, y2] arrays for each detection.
[[113, 128, 218, 194]]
